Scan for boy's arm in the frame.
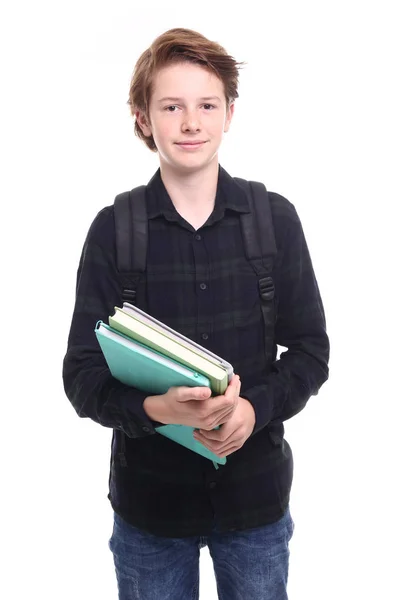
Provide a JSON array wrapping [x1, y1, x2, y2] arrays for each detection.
[[241, 197, 330, 436], [62, 206, 164, 438]]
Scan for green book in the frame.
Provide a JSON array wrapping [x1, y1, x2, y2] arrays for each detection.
[[109, 307, 230, 395], [95, 321, 226, 467]]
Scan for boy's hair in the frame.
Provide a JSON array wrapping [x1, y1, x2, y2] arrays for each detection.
[[127, 28, 246, 152]]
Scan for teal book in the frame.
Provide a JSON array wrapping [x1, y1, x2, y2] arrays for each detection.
[[95, 321, 226, 467]]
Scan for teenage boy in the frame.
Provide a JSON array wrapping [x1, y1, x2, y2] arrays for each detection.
[[63, 27, 329, 600]]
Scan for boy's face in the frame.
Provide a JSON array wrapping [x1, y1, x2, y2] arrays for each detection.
[[136, 62, 234, 172]]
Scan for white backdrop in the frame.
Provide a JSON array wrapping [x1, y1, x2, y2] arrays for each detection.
[[2, 1, 399, 599]]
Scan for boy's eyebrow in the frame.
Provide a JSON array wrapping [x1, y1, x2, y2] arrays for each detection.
[[157, 96, 222, 104]]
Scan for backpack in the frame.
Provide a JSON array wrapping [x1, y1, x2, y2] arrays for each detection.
[[113, 177, 278, 368]]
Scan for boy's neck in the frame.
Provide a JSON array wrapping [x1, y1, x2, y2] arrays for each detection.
[[159, 160, 219, 229]]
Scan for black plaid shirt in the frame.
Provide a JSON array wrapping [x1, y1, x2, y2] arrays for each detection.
[[62, 164, 329, 537]]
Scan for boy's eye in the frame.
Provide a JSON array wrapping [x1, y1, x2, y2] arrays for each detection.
[[165, 104, 215, 112]]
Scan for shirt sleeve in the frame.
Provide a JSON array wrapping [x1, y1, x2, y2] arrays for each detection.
[[62, 206, 164, 438], [241, 197, 330, 436]]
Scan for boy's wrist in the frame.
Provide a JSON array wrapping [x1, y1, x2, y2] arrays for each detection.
[[143, 394, 169, 425]]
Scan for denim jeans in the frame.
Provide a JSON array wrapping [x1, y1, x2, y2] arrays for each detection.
[[108, 507, 294, 599]]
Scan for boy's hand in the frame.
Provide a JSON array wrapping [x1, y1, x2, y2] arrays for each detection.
[[145, 374, 241, 430], [193, 396, 256, 458]]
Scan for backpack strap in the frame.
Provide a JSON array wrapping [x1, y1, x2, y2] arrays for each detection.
[[112, 186, 148, 468], [233, 178, 278, 367], [113, 186, 148, 305]]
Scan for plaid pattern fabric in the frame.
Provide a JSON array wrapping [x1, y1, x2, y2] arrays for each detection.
[[63, 164, 329, 537]]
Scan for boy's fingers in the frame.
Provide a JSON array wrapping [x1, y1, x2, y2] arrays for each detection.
[[225, 375, 240, 398], [192, 387, 212, 400], [176, 387, 212, 402], [228, 375, 239, 387]]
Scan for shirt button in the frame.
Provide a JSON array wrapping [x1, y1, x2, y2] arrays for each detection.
[[201, 333, 209, 340], [195, 234, 202, 241], [209, 481, 217, 489], [200, 282, 207, 290], [142, 426, 150, 433]]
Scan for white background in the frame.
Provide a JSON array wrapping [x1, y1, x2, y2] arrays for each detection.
[[2, 1, 399, 598]]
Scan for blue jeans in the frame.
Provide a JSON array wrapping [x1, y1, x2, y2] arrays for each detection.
[[108, 507, 294, 599]]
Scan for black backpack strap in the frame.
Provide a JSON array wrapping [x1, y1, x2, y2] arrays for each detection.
[[113, 186, 148, 305], [234, 177, 278, 367], [113, 186, 149, 467]]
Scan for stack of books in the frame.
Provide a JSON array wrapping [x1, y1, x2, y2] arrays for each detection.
[[95, 303, 234, 467]]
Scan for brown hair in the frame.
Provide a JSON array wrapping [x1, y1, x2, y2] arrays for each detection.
[[127, 28, 246, 152]]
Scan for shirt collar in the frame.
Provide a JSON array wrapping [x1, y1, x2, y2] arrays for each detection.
[[145, 164, 250, 220]]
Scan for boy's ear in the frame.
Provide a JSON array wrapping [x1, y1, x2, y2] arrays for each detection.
[[135, 110, 152, 137], [224, 102, 235, 133]]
